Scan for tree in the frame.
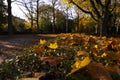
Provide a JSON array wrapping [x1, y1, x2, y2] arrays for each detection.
[[0, 0, 7, 31], [0, 0, 6, 23], [38, 4, 52, 33], [16, 0, 35, 30], [56, 0, 74, 33], [38, 4, 53, 33], [37, 4, 67, 33], [62, 0, 118, 36], [36, 0, 39, 31], [55, 9, 66, 33], [12, 16, 25, 32], [7, 0, 14, 35], [48, 0, 59, 33], [16, 0, 43, 32]]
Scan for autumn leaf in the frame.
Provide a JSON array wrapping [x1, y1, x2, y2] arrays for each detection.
[[48, 42, 58, 49], [101, 52, 107, 58], [94, 45, 98, 49], [39, 39, 46, 45], [33, 45, 44, 53], [77, 50, 88, 56], [66, 56, 91, 76]]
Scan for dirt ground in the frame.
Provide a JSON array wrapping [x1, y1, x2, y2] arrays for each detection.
[[0, 34, 57, 64]]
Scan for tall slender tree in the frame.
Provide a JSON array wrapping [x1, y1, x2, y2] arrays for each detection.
[[7, 0, 14, 35], [49, 0, 58, 33], [36, 0, 39, 31]]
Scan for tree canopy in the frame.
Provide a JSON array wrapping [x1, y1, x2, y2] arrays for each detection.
[[62, 0, 120, 36], [37, 4, 67, 33]]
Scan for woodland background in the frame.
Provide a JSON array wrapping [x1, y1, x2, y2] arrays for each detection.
[[1, 0, 120, 36]]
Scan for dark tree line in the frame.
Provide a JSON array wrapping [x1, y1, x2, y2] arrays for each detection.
[[1, 0, 120, 36]]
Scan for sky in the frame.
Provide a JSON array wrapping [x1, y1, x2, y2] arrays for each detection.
[[4, 0, 26, 19], [4, 0, 50, 20], [4, 0, 76, 20], [12, 3, 26, 19]]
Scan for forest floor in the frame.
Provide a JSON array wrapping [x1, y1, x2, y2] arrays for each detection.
[[0, 34, 120, 80], [0, 34, 57, 64]]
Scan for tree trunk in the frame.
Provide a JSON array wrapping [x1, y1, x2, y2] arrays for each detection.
[[52, 7, 55, 33], [36, 0, 39, 31], [100, 8, 113, 36], [30, 2, 34, 31], [98, 16, 112, 36], [101, 18, 108, 36], [66, 8, 68, 33], [7, 0, 14, 35]]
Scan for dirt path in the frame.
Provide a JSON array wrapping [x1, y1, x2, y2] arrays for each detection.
[[0, 34, 57, 63]]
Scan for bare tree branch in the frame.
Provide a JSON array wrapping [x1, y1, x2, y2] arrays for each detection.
[[90, 0, 101, 18], [95, 0, 104, 8], [110, 0, 117, 12]]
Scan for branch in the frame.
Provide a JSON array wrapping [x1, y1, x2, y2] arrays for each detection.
[[71, 1, 98, 21], [19, 7, 36, 21], [90, 13, 98, 21], [105, 0, 111, 8], [71, 1, 91, 14], [18, 6, 29, 19], [90, 0, 101, 18], [95, 0, 104, 8], [11, 0, 18, 3], [110, 0, 117, 12]]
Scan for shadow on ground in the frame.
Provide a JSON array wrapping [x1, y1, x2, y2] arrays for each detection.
[[0, 34, 57, 63]]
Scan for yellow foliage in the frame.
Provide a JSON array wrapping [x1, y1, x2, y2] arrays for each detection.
[[81, 17, 96, 27], [48, 42, 58, 49], [116, 7, 120, 12], [66, 56, 91, 76], [94, 45, 98, 49], [101, 52, 107, 58], [24, 21, 31, 29], [39, 39, 46, 45], [62, 0, 72, 7]]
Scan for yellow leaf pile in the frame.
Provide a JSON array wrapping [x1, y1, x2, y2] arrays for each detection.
[[32, 33, 120, 79]]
